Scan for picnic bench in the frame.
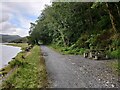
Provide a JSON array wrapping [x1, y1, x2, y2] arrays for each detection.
[[84, 49, 108, 60]]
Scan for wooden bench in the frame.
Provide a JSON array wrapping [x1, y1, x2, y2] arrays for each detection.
[[84, 49, 108, 60]]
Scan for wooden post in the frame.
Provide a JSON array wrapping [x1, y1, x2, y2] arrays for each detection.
[[94, 56, 98, 60], [106, 55, 108, 59], [84, 53, 88, 58], [89, 52, 92, 58], [84, 53, 86, 58]]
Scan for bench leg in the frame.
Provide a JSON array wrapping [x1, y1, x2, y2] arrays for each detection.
[[94, 56, 98, 60]]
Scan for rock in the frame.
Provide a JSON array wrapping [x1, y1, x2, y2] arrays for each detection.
[[79, 67, 83, 71], [74, 71, 77, 73], [105, 83, 108, 87], [12, 57, 15, 59], [106, 81, 109, 84], [111, 84, 115, 87], [72, 63, 75, 65], [98, 79, 101, 81], [69, 59, 71, 60]]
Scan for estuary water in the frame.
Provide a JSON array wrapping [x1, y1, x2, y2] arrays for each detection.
[[0, 44, 21, 69]]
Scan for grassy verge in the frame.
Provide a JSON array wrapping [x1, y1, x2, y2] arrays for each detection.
[[49, 44, 85, 55], [107, 60, 120, 76], [113, 60, 120, 74], [1, 44, 48, 88], [106, 49, 120, 74]]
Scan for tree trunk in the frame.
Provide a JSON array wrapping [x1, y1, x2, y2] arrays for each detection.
[[115, 3, 120, 17], [89, 8, 93, 30], [106, 3, 117, 33]]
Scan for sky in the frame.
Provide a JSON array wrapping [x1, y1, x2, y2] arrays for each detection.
[[0, 0, 52, 37]]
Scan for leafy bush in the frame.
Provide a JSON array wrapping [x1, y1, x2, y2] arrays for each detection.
[[111, 49, 120, 59], [66, 50, 75, 54], [69, 44, 77, 49], [61, 47, 70, 51], [78, 48, 86, 55], [63, 48, 86, 55], [72, 34, 89, 49], [107, 48, 120, 59]]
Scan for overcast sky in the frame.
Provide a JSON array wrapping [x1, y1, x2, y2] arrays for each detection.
[[0, 0, 52, 37]]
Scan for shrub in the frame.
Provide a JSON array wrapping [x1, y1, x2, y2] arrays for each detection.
[[107, 48, 120, 59], [10, 59, 27, 68], [62, 47, 70, 51], [111, 49, 120, 59], [69, 44, 77, 49], [78, 48, 86, 55]]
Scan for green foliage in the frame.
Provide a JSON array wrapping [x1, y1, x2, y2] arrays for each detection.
[[75, 34, 89, 48], [50, 44, 86, 55], [78, 48, 86, 55], [97, 16, 111, 30], [9, 59, 27, 68], [28, 2, 120, 59], [110, 49, 120, 59]]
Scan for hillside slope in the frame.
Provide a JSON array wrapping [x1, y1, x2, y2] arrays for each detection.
[[0, 34, 21, 43]]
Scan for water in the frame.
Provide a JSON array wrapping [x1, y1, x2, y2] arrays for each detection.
[[0, 44, 21, 69]]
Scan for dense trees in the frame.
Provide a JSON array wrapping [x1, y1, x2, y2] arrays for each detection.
[[28, 2, 120, 58]]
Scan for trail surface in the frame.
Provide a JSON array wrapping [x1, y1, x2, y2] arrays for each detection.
[[41, 46, 119, 88]]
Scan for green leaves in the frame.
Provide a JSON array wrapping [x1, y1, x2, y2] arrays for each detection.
[[28, 2, 120, 58]]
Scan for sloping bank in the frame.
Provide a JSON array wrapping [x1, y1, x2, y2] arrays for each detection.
[[1, 43, 48, 88]]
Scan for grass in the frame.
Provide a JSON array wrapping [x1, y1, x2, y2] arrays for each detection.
[[107, 60, 120, 76], [106, 48, 120, 74], [49, 44, 65, 54], [1, 44, 48, 88], [49, 44, 85, 55]]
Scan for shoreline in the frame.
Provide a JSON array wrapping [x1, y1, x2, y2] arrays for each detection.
[[0, 43, 28, 86], [1, 43, 48, 88], [0, 43, 25, 86], [0, 44, 22, 69], [0, 43, 28, 77]]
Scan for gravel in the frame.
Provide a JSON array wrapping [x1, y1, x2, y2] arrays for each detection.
[[41, 46, 119, 88]]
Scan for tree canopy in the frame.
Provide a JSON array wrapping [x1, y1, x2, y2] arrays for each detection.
[[28, 2, 120, 58]]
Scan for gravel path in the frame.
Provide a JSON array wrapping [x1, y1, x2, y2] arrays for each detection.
[[41, 46, 119, 88]]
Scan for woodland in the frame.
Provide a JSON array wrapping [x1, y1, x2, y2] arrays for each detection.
[[28, 2, 120, 59]]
